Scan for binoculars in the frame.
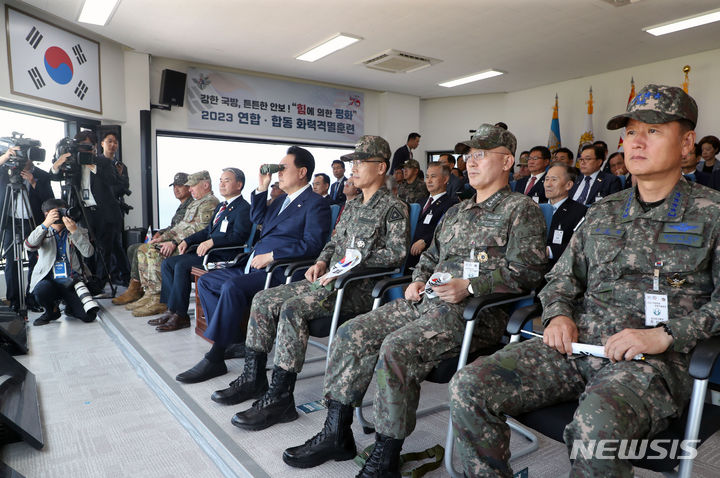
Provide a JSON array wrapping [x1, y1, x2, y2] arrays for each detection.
[[260, 164, 285, 175]]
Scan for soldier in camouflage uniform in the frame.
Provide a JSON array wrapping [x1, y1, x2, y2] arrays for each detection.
[[113, 172, 193, 306], [397, 159, 429, 204], [131, 171, 218, 316], [283, 124, 548, 476], [214, 135, 409, 434], [449, 85, 720, 478]]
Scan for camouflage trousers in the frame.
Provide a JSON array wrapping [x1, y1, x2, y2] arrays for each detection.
[[323, 297, 507, 439], [127, 242, 141, 281], [245, 278, 374, 372], [449, 338, 683, 478], [136, 243, 177, 295]]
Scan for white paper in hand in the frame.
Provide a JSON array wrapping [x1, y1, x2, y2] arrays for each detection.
[[424, 272, 452, 299], [321, 248, 363, 281]]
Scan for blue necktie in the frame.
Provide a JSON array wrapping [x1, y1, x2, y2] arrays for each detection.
[[685, 173, 696, 182], [577, 176, 592, 205], [278, 196, 291, 215]]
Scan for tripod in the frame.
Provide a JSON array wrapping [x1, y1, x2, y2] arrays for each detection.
[[58, 176, 117, 298], [0, 176, 36, 317]]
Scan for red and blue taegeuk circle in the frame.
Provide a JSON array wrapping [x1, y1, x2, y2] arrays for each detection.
[[44, 46, 73, 85]]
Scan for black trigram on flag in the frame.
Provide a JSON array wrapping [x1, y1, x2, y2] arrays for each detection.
[[25, 26, 43, 49], [75, 80, 88, 100], [72, 44, 87, 65], [28, 67, 46, 90]]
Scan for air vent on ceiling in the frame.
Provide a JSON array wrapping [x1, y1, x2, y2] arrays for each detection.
[[361, 49, 441, 73], [598, 0, 641, 6]]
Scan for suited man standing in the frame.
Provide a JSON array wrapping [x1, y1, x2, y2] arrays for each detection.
[[329, 159, 347, 205], [0, 146, 54, 311], [569, 144, 622, 206], [437, 153, 464, 200], [390, 132, 421, 174], [154, 168, 252, 332], [175, 146, 331, 383], [544, 162, 587, 269], [405, 163, 457, 271], [514, 146, 551, 203]]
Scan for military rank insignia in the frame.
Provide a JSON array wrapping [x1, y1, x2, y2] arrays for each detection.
[[477, 251, 489, 263], [666, 274, 686, 288]]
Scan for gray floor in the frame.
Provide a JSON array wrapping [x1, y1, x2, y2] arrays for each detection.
[[2, 296, 720, 477]]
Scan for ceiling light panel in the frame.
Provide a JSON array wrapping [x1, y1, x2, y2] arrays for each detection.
[[296, 33, 362, 62], [439, 70, 504, 88], [644, 8, 720, 36], [78, 0, 121, 26]]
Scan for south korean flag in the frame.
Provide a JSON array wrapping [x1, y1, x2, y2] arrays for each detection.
[[6, 7, 102, 113]]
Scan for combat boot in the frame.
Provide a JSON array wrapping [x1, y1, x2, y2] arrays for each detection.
[[112, 279, 143, 305], [211, 349, 268, 405], [125, 293, 152, 311], [356, 433, 404, 478], [283, 399, 356, 468], [131, 295, 167, 317], [231, 366, 298, 431]]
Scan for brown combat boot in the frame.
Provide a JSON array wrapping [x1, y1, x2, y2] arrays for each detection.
[[112, 279, 144, 305], [132, 295, 167, 317], [126, 293, 153, 311]]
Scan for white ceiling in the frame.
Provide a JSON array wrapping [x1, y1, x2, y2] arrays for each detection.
[[17, 0, 720, 98]]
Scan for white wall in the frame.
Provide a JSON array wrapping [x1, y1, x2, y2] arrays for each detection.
[[421, 48, 720, 158]]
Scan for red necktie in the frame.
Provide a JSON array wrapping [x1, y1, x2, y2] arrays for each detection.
[[421, 197, 434, 215], [213, 202, 227, 225], [524, 176, 537, 195]]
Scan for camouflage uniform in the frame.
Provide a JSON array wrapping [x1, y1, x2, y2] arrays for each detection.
[[246, 186, 409, 371], [128, 196, 192, 281], [397, 178, 428, 205], [323, 185, 547, 439], [137, 191, 217, 294], [450, 85, 718, 478]]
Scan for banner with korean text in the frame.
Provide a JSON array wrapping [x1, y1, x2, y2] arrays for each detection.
[[186, 67, 363, 143]]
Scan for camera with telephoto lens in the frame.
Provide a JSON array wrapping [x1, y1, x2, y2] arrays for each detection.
[[0, 132, 46, 183], [57, 206, 83, 223], [73, 280, 99, 317], [52, 137, 96, 178]]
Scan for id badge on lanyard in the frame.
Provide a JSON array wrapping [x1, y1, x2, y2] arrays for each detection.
[[463, 245, 480, 280], [645, 262, 668, 327]]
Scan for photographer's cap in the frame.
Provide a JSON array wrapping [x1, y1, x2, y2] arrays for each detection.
[[185, 170, 211, 186], [456, 123, 517, 155], [607, 84, 698, 130], [341, 135, 391, 166], [169, 172, 189, 187]]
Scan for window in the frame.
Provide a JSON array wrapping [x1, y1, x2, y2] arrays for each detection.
[[156, 135, 353, 228]]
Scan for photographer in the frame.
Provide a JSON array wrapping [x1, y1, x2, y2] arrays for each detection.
[[1, 145, 54, 311], [50, 131, 125, 290], [24, 198, 95, 326], [99, 131, 131, 286]]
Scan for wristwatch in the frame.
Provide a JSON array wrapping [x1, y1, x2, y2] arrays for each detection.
[[655, 322, 673, 339]]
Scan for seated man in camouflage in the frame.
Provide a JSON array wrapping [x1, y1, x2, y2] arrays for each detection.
[[397, 159, 429, 205], [449, 85, 720, 478], [283, 124, 548, 476], [113, 172, 193, 306], [211, 135, 410, 434], [129, 171, 218, 316]]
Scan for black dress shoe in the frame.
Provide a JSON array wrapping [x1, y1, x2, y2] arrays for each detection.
[[33, 309, 61, 326], [176, 359, 228, 383], [223, 344, 246, 359]]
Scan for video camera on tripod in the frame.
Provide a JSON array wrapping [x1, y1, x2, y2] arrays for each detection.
[[52, 137, 96, 179], [0, 132, 46, 183]]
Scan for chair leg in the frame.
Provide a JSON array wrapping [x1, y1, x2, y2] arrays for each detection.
[[677, 378, 708, 478], [355, 400, 375, 434], [508, 418, 539, 461]]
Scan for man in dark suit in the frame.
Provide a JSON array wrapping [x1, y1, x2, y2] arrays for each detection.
[[437, 153, 464, 200], [312, 173, 333, 204], [0, 146, 54, 311], [682, 143, 712, 187], [544, 162, 587, 269], [176, 146, 331, 383], [405, 163, 457, 271], [569, 144, 622, 205], [50, 131, 127, 288], [390, 132, 421, 174], [514, 145, 551, 203], [155, 168, 252, 332], [329, 159, 347, 205]]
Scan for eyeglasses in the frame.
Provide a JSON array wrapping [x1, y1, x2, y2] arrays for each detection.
[[578, 157, 599, 162], [463, 151, 507, 161], [352, 160, 384, 167]]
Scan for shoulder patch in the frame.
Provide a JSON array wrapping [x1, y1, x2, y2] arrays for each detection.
[[388, 206, 405, 223]]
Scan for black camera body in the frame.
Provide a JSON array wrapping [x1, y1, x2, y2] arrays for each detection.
[[57, 206, 82, 223], [53, 137, 96, 178], [1, 132, 46, 183]]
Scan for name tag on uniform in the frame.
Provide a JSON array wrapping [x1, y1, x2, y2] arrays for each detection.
[[53, 261, 68, 279], [423, 214, 433, 225], [463, 261, 479, 280], [220, 218, 229, 233], [552, 229, 564, 244], [644, 292, 668, 326]]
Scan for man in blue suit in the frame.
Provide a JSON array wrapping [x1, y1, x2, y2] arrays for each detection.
[[154, 168, 252, 332], [176, 146, 331, 383], [569, 144, 622, 205]]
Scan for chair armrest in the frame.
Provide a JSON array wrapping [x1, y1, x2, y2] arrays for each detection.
[[689, 336, 720, 380], [372, 275, 413, 298], [284, 259, 317, 277], [334, 267, 400, 289], [462, 292, 536, 322], [265, 257, 308, 274], [506, 303, 543, 336]]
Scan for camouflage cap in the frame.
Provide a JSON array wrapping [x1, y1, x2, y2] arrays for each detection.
[[403, 159, 420, 169], [607, 84, 698, 130], [184, 170, 211, 186], [169, 172, 189, 187], [456, 123, 517, 155], [341, 135, 392, 166]]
